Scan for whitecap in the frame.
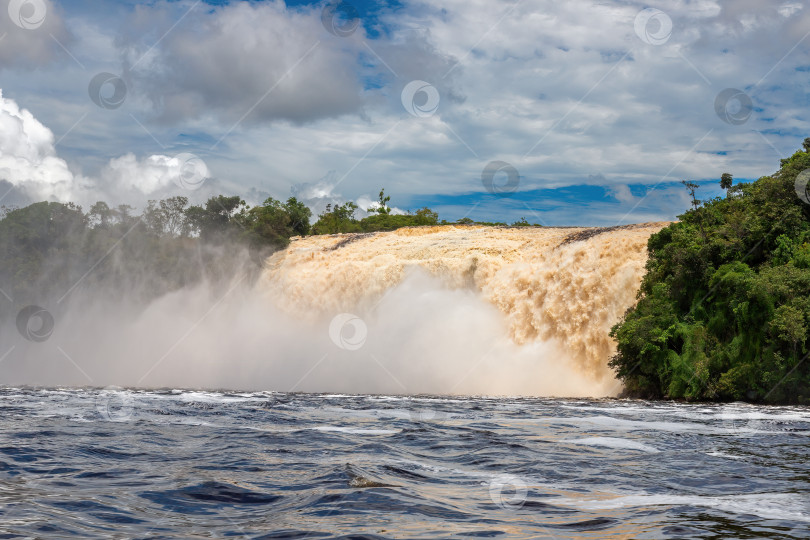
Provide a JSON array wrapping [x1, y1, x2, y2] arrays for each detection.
[[560, 436, 659, 453]]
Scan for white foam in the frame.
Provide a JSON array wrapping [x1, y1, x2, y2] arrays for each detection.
[[555, 492, 810, 522], [714, 411, 810, 422], [172, 391, 270, 404], [560, 437, 659, 453], [517, 415, 717, 433], [704, 450, 744, 460], [311, 426, 400, 435]]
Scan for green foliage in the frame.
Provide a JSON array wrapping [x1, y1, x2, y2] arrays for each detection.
[[0, 193, 316, 307], [361, 207, 439, 231], [184, 195, 247, 241], [243, 196, 313, 249], [372, 189, 391, 215], [720, 173, 733, 192], [283, 197, 312, 237], [439, 216, 540, 227], [611, 143, 810, 403], [310, 202, 361, 234], [143, 196, 190, 237], [310, 197, 440, 234], [0, 200, 201, 305]]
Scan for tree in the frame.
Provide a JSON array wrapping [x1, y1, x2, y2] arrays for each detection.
[[185, 195, 246, 240], [283, 197, 312, 236], [162, 196, 190, 237], [803, 137, 810, 153], [771, 304, 807, 359], [373, 188, 391, 215], [720, 173, 733, 193], [143, 196, 189, 237], [88, 201, 113, 229], [681, 180, 704, 238], [681, 180, 701, 210], [413, 207, 439, 225], [113, 205, 137, 227], [311, 202, 360, 234], [246, 197, 293, 247]]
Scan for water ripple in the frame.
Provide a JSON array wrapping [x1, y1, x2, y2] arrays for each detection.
[[0, 388, 809, 538]]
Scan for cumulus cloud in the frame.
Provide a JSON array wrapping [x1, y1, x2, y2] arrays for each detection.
[[0, 90, 217, 208], [0, 89, 77, 202]]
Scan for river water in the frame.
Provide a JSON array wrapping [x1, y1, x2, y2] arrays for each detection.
[[1, 387, 808, 538]]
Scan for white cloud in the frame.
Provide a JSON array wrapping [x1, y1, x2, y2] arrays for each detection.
[[608, 184, 636, 205], [0, 90, 217, 208], [0, 89, 77, 202], [99, 153, 211, 195]]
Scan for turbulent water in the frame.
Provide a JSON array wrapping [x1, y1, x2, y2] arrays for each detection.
[[2, 387, 808, 539], [261, 223, 668, 394]]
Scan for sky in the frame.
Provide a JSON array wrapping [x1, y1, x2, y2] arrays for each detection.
[[0, 0, 808, 225]]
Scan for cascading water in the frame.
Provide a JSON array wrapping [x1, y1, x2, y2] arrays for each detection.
[[258, 222, 669, 395]]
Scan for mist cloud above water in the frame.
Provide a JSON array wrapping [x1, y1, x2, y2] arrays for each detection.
[[3, 269, 612, 397]]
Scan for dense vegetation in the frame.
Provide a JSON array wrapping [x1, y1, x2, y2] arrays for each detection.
[[0, 194, 307, 305], [610, 140, 810, 404]]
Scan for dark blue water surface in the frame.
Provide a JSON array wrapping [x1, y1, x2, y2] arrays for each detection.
[[0, 387, 809, 538]]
